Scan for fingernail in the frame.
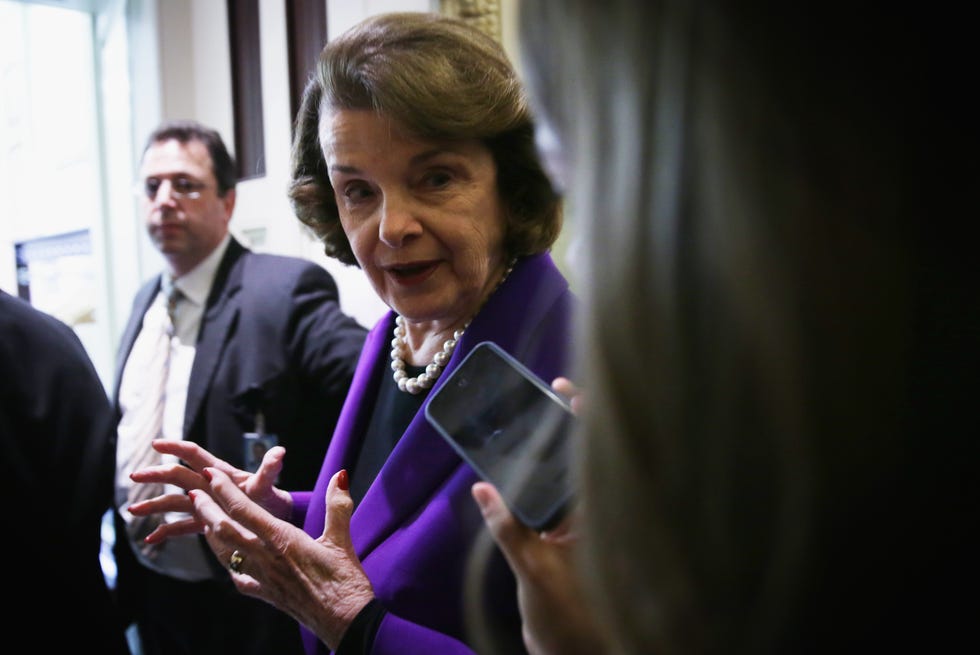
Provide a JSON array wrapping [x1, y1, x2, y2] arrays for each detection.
[[202, 468, 213, 481], [471, 485, 490, 515], [188, 489, 198, 501], [337, 469, 349, 491]]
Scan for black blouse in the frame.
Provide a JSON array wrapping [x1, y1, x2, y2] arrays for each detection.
[[338, 361, 427, 654]]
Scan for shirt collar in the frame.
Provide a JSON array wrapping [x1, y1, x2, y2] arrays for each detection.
[[171, 233, 231, 308]]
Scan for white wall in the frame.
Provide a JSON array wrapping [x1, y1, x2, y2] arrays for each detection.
[[138, 0, 441, 329], [0, 1, 117, 386]]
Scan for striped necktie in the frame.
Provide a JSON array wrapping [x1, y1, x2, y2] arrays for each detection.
[[123, 278, 181, 558]]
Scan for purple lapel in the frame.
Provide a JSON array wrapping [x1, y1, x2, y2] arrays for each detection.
[[312, 314, 393, 498]]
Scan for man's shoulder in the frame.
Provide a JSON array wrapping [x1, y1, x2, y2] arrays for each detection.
[[0, 293, 95, 379], [1, 292, 78, 345], [234, 251, 338, 299], [241, 250, 325, 276]]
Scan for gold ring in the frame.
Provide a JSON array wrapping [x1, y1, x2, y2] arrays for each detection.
[[229, 549, 245, 574]]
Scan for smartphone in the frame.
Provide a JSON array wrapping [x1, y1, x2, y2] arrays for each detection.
[[425, 341, 575, 531]]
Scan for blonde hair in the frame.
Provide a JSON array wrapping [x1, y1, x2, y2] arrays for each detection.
[[520, 1, 968, 653]]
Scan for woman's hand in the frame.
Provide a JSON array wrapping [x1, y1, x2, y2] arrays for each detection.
[[190, 468, 375, 650], [471, 482, 604, 655], [128, 439, 293, 543], [469, 375, 603, 655]]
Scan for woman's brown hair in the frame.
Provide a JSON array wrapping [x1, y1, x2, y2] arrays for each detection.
[[289, 12, 561, 266]]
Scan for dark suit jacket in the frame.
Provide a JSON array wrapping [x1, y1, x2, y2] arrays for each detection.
[[1, 291, 130, 654], [113, 238, 367, 489], [292, 253, 575, 655], [112, 238, 366, 641]]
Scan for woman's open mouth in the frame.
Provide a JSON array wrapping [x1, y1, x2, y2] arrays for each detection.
[[387, 261, 439, 286]]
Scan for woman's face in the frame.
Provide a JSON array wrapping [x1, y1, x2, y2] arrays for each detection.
[[320, 108, 509, 328]]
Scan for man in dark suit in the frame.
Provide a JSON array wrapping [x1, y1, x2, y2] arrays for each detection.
[[112, 120, 367, 655], [1, 290, 131, 654]]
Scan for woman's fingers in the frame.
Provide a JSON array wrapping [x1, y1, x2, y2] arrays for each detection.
[[551, 377, 584, 415], [472, 481, 576, 560], [187, 485, 258, 550], [128, 491, 193, 516], [551, 376, 577, 396], [471, 481, 533, 570], [149, 439, 216, 467], [249, 446, 287, 492], [151, 439, 240, 479], [201, 467, 284, 544], [130, 461, 205, 491], [186, 487, 262, 593], [143, 516, 206, 543], [186, 473, 292, 601]]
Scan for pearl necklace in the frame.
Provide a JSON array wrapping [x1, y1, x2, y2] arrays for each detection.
[[390, 259, 516, 394]]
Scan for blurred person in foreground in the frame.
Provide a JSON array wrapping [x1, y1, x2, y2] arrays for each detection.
[[1, 290, 131, 653], [471, 1, 977, 654], [113, 120, 367, 654], [127, 13, 572, 655]]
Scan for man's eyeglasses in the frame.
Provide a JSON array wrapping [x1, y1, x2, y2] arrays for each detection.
[[136, 177, 210, 201]]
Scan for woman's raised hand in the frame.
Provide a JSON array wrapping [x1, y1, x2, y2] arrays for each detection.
[[128, 439, 293, 544], [189, 467, 375, 651]]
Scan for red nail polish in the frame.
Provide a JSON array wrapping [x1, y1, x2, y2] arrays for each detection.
[[202, 468, 213, 482], [337, 469, 349, 491]]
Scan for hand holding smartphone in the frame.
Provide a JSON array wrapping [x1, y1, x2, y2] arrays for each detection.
[[425, 341, 575, 531]]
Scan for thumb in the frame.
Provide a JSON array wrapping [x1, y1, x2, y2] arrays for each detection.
[[254, 445, 286, 488], [321, 469, 355, 549], [472, 481, 529, 562]]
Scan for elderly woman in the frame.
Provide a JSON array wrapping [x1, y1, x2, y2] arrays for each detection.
[[128, 11, 571, 655]]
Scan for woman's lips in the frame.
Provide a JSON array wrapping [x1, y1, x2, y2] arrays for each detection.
[[387, 261, 439, 286]]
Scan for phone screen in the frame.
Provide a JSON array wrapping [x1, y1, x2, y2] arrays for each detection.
[[425, 341, 574, 530]]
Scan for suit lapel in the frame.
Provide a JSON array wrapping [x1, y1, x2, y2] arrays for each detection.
[[182, 240, 247, 440]]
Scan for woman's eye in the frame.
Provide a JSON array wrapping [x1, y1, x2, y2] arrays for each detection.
[[342, 183, 374, 203], [421, 170, 452, 189]]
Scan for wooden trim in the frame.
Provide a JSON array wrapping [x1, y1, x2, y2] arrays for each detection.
[[227, 0, 266, 180], [285, 0, 328, 134]]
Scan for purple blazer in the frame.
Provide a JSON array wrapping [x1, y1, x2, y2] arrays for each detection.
[[290, 253, 575, 654]]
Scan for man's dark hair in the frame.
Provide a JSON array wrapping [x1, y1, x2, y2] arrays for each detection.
[[143, 119, 237, 196]]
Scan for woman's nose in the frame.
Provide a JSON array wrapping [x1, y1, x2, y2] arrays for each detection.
[[378, 192, 422, 247]]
